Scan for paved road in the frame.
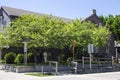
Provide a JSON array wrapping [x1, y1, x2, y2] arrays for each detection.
[[0, 70, 120, 80]]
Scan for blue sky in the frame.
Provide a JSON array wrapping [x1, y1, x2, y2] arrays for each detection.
[[0, 0, 120, 19]]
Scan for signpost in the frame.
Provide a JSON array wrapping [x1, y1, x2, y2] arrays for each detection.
[[114, 41, 120, 57], [114, 41, 120, 63], [22, 38, 30, 66], [23, 42, 27, 66], [88, 44, 94, 70]]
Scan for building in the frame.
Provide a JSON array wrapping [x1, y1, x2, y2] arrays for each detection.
[[0, 6, 73, 61], [0, 6, 72, 30], [85, 9, 116, 57], [0, 6, 116, 59]]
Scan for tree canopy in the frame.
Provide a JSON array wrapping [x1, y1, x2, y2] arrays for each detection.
[[99, 15, 120, 41], [0, 31, 9, 50], [5, 14, 110, 50]]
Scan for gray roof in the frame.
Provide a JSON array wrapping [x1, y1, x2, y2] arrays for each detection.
[[84, 9, 103, 25], [85, 14, 102, 23], [1, 6, 72, 22]]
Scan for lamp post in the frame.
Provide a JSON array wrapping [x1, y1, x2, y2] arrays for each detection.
[[22, 38, 29, 65]]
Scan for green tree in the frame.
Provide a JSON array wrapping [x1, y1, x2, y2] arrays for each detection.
[[92, 27, 110, 47], [4, 52, 16, 64], [28, 52, 34, 63], [5, 15, 110, 61], [5, 14, 68, 62], [15, 54, 24, 64], [67, 19, 110, 47], [69, 19, 110, 59], [6, 15, 67, 48], [0, 31, 9, 50], [110, 15, 120, 40], [99, 15, 120, 41]]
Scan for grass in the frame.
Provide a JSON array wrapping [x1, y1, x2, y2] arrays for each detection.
[[25, 72, 54, 77]]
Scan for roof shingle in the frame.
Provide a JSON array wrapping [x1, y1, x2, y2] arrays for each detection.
[[1, 6, 72, 22]]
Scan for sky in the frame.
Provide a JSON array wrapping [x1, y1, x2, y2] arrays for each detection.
[[0, 0, 120, 19]]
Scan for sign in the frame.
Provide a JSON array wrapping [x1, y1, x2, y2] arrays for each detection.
[[24, 43, 27, 52], [88, 44, 94, 54]]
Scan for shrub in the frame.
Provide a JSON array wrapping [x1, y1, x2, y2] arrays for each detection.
[[0, 60, 5, 64], [66, 57, 72, 63], [4, 52, 16, 64], [15, 54, 24, 64], [28, 52, 34, 63]]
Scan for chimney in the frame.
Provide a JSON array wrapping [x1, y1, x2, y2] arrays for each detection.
[[92, 9, 96, 14]]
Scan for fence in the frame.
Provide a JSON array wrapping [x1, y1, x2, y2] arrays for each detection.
[[1, 57, 120, 74], [69, 56, 120, 73], [48, 61, 58, 75]]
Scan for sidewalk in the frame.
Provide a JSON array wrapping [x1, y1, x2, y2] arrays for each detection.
[[0, 70, 120, 80]]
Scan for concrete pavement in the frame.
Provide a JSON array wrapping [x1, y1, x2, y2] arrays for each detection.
[[0, 70, 120, 80]]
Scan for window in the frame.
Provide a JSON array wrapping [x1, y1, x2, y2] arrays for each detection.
[[0, 16, 3, 30], [0, 17, 1, 27], [99, 23, 102, 26]]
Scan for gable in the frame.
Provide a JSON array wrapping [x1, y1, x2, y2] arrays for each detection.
[[85, 9, 103, 26], [86, 14, 102, 24]]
